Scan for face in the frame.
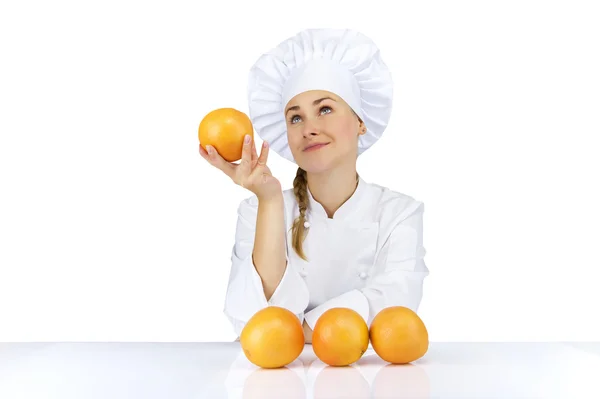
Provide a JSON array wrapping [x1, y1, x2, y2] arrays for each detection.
[[284, 90, 365, 173]]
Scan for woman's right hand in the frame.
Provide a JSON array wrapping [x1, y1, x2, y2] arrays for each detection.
[[199, 135, 282, 201]]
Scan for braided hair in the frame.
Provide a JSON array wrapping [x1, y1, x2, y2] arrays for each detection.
[[291, 167, 309, 261]]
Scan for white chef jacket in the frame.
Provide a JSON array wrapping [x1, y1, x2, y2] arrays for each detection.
[[223, 175, 429, 337]]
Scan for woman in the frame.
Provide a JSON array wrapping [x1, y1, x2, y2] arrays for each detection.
[[199, 29, 429, 342]]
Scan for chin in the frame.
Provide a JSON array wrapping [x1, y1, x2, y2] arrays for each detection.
[[295, 155, 342, 174], [292, 146, 353, 173]]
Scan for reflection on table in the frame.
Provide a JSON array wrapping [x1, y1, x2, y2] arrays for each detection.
[[226, 346, 430, 399], [1, 342, 599, 398]]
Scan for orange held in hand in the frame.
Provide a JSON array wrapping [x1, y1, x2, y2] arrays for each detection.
[[369, 306, 429, 364], [312, 308, 369, 367], [240, 306, 305, 369], [198, 108, 253, 162]]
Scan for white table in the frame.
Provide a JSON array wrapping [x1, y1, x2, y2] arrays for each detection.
[[1, 342, 599, 398]]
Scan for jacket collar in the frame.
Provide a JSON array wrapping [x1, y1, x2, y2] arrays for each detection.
[[306, 174, 367, 221]]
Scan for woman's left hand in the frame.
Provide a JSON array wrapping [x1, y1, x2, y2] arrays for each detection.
[[303, 320, 313, 343]]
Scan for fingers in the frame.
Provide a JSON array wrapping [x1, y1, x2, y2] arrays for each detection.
[[199, 144, 209, 158], [257, 140, 269, 166], [202, 144, 235, 179], [239, 134, 252, 176], [251, 139, 259, 162]]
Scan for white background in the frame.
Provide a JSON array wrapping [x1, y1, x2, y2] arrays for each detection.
[[1, 0, 598, 343]]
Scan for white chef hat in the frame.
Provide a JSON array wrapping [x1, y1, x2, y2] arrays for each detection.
[[247, 28, 394, 164]]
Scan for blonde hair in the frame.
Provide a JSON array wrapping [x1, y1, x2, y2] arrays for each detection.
[[291, 167, 309, 261]]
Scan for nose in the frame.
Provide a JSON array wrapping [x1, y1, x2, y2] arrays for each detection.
[[301, 118, 320, 138]]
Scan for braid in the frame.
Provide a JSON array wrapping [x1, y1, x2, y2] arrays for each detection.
[[291, 167, 309, 261]]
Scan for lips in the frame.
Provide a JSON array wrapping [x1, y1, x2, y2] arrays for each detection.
[[303, 142, 329, 152]]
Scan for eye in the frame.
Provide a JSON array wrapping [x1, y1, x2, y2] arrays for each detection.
[[320, 106, 332, 115], [288, 106, 332, 124]]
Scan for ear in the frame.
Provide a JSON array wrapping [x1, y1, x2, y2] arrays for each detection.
[[358, 120, 367, 136]]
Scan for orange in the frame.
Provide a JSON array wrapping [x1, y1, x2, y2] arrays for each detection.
[[198, 107, 253, 162], [240, 306, 305, 369], [312, 308, 369, 366], [369, 306, 429, 364]]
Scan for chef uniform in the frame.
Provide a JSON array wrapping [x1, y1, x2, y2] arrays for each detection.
[[223, 29, 429, 337]]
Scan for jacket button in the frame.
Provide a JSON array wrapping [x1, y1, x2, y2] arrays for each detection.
[[299, 270, 307, 277], [304, 221, 310, 228], [359, 272, 367, 279]]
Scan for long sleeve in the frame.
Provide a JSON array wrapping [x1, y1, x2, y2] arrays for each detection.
[[223, 196, 310, 337], [304, 201, 429, 329]]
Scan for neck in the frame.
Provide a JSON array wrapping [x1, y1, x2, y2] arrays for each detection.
[[306, 161, 359, 219]]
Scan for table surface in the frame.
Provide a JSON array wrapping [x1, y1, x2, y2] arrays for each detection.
[[1, 342, 599, 398]]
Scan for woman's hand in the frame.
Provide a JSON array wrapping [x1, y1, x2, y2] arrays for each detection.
[[199, 135, 282, 202], [303, 320, 313, 343]]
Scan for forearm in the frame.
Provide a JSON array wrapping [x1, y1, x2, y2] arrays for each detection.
[[252, 194, 287, 301]]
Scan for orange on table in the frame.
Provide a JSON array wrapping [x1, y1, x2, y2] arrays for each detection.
[[198, 107, 253, 162], [369, 306, 429, 364], [240, 306, 305, 369], [312, 307, 369, 367]]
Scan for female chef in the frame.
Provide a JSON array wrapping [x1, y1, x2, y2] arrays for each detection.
[[199, 29, 429, 342]]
